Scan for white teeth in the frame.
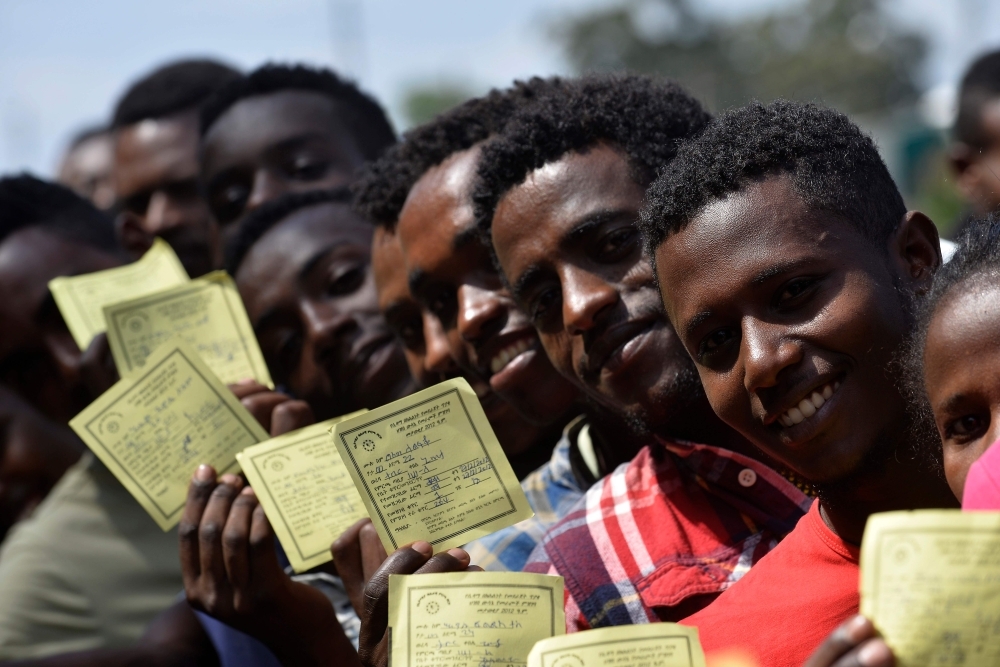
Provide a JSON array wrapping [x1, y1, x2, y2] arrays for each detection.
[[490, 339, 532, 374], [778, 381, 840, 429]]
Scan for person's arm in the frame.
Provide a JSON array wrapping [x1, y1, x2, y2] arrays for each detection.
[[6, 601, 218, 667], [803, 616, 894, 667], [179, 466, 358, 667]]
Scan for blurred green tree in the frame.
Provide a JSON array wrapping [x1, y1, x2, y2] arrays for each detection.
[[554, 0, 928, 114], [401, 83, 476, 127]]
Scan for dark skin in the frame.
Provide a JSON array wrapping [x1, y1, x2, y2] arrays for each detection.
[[200, 90, 367, 237], [0, 228, 122, 424], [950, 99, 1000, 218], [923, 283, 1000, 499], [235, 202, 415, 421], [115, 110, 220, 277], [371, 226, 447, 389], [0, 386, 84, 541], [655, 175, 958, 546], [490, 143, 755, 467], [58, 131, 116, 211], [397, 147, 580, 465]]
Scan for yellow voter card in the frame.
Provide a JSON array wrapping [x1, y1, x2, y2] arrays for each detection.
[[330, 377, 533, 553]]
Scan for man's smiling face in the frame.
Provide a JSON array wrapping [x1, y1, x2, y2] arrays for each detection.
[[490, 143, 698, 429], [654, 176, 922, 483]]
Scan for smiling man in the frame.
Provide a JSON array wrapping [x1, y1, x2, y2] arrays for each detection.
[[199, 64, 395, 241], [638, 100, 959, 666], [474, 74, 810, 632]]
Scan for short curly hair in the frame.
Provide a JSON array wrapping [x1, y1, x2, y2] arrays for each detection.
[[113, 59, 241, 128], [352, 77, 568, 229], [225, 187, 354, 275], [0, 174, 119, 252], [200, 63, 395, 161], [638, 100, 906, 264], [473, 72, 711, 242]]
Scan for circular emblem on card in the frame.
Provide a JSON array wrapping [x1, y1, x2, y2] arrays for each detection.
[[353, 429, 382, 452], [97, 412, 125, 437], [416, 592, 449, 615], [263, 454, 290, 474], [553, 655, 585, 667]]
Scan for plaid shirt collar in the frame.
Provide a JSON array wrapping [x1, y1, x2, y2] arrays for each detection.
[[526, 438, 811, 629]]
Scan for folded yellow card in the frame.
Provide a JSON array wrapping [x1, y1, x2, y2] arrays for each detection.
[[104, 271, 272, 387], [69, 338, 269, 530], [237, 411, 369, 573], [50, 238, 190, 350], [330, 378, 533, 553], [528, 624, 707, 667], [861, 510, 1000, 667], [389, 571, 565, 667]]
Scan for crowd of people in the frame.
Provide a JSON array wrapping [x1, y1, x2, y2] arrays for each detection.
[[2, 47, 1000, 666]]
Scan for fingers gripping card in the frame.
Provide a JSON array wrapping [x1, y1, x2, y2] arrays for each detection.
[[330, 378, 533, 553], [69, 338, 268, 530]]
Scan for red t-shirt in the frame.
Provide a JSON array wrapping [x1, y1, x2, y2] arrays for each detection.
[[681, 501, 859, 667]]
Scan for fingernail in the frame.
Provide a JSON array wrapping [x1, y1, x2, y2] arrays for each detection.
[[447, 548, 470, 565], [235, 378, 255, 385], [195, 464, 213, 481], [241, 486, 256, 497], [846, 615, 870, 641], [410, 541, 433, 557], [858, 639, 891, 666], [219, 474, 241, 487]]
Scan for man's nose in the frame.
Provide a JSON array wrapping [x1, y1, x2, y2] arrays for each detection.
[[244, 171, 287, 216], [457, 284, 506, 345], [423, 313, 457, 376], [563, 268, 618, 336], [741, 318, 802, 395]]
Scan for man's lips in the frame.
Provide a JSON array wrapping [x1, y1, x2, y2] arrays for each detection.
[[581, 318, 657, 379], [763, 372, 847, 444], [477, 328, 539, 378]]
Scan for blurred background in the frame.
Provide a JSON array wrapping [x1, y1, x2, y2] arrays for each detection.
[[2, 0, 999, 237]]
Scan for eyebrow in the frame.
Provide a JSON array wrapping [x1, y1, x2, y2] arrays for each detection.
[[408, 268, 429, 295], [751, 258, 817, 285], [684, 310, 714, 338], [562, 209, 635, 248], [452, 225, 482, 252]]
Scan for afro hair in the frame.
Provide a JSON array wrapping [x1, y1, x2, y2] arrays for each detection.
[[473, 72, 711, 242], [638, 100, 907, 264], [112, 59, 242, 128], [225, 186, 354, 275], [0, 173, 119, 252], [200, 63, 395, 161], [352, 77, 568, 229], [955, 49, 1000, 147]]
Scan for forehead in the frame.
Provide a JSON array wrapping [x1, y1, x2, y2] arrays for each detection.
[[371, 228, 409, 306], [490, 145, 642, 273], [656, 177, 867, 316], [203, 90, 354, 162], [114, 112, 199, 188], [396, 148, 480, 265], [925, 283, 1000, 380]]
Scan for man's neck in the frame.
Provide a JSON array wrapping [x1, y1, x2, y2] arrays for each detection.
[[818, 452, 958, 546]]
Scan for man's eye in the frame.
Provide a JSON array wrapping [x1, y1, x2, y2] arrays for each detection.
[[396, 319, 424, 350], [531, 288, 560, 324], [596, 228, 638, 261], [777, 277, 817, 305], [289, 156, 330, 181], [428, 291, 457, 323], [327, 266, 365, 297], [213, 184, 250, 224], [275, 332, 304, 379], [947, 414, 988, 440], [699, 328, 735, 358], [124, 192, 152, 216]]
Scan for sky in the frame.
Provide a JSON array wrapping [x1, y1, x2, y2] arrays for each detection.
[[2, 0, 1000, 176]]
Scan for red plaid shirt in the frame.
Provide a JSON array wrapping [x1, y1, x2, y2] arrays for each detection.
[[523, 439, 811, 631]]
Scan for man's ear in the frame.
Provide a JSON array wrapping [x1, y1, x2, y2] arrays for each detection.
[[116, 211, 154, 260], [889, 211, 941, 296]]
